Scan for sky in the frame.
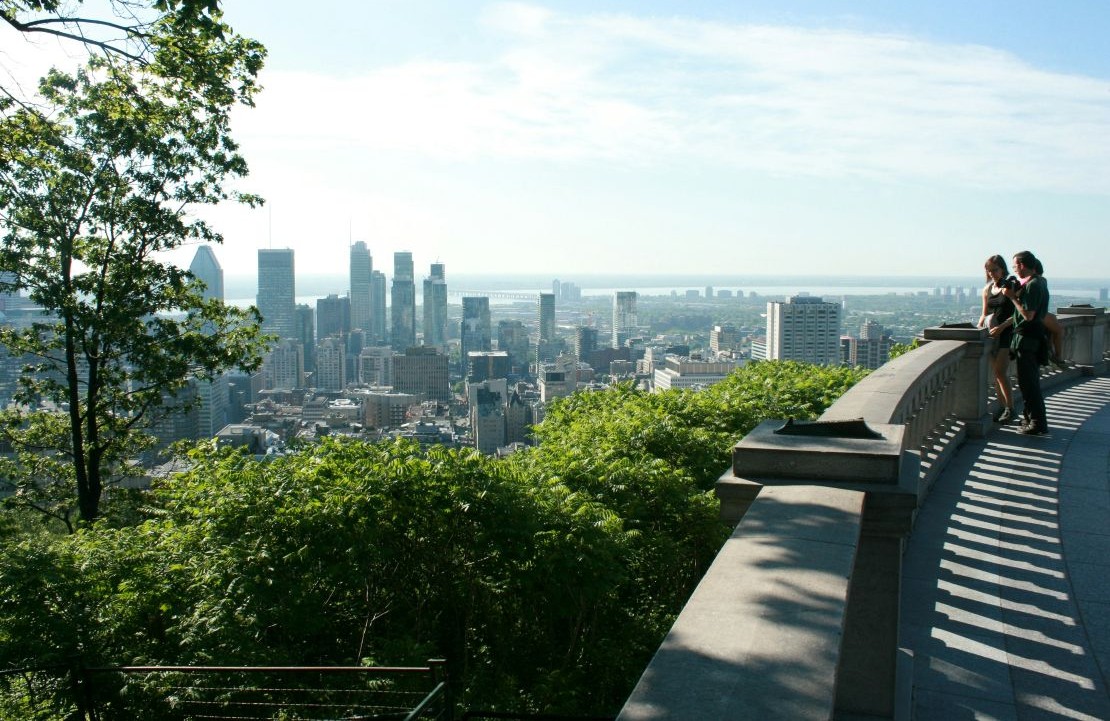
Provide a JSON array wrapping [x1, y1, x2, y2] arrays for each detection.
[[6, 1, 1110, 281]]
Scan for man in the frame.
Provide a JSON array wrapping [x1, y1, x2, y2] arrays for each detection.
[[1004, 250, 1049, 435]]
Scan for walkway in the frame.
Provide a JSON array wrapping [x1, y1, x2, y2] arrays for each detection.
[[902, 375, 1110, 720]]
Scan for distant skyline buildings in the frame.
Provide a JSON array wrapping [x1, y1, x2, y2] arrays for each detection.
[[460, 296, 491, 377], [349, 241, 372, 334], [257, 249, 296, 340], [423, 262, 448, 348], [189, 245, 224, 301], [765, 295, 842, 365], [390, 252, 416, 351], [613, 291, 638, 349]]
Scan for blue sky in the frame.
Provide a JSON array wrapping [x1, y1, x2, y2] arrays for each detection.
[[10, 1, 1110, 280]]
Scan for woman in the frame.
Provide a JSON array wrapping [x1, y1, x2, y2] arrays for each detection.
[[1028, 256, 1066, 367], [977, 255, 1016, 422]]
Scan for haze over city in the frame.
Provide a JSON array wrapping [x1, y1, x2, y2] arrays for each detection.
[[5, 1, 1110, 280]]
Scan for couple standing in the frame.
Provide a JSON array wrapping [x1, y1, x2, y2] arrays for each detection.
[[978, 250, 1051, 436]]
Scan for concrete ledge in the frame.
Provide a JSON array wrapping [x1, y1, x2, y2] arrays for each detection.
[[617, 485, 865, 721]]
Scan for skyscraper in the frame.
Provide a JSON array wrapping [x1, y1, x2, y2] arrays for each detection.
[[349, 241, 372, 333], [613, 291, 638, 349], [537, 293, 557, 363], [189, 245, 224, 301], [461, 296, 492, 377], [423, 262, 448, 348], [316, 294, 351, 341], [257, 249, 295, 340], [295, 303, 315, 373], [765, 295, 842, 365], [497, 320, 530, 377], [370, 270, 387, 344], [574, 326, 598, 360], [390, 252, 416, 351]]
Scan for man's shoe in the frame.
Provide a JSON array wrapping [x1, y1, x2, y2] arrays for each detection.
[[996, 407, 1015, 423], [1019, 422, 1047, 435]]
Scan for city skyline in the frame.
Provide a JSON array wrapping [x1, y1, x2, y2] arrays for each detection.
[[6, 2, 1109, 279]]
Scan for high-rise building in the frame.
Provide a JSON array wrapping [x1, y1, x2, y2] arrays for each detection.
[[358, 346, 394, 386], [390, 252, 416, 351], [497, 320, 530, 377], [466, 350, 511, 383], [392, 346, 449, 403], [349, 241, 373, 333], [460, 296, 492, 376], [315, 336, 347, 391], [261, 338, 304, 390], [295, 303, 315, 373], [257, 249, 295, 339], [423, 263, 448, 348], [574, 326, 598, 361], [370, 270, 387, 344], [537, 293, 557, 363], [189, 245, 224, 301], [613, 291, 638, 349], [710, 324, 742, 355], [316, 294, 350, 340], [471, 385, 506, 454], [766, 295, 842, 365]]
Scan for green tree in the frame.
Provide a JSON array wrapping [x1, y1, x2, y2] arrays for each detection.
[[0, 3, 267, 526]]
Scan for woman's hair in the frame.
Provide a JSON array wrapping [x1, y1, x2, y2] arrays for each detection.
[[1014, 250, 1044, 275], [984, 254, 1008, 282]]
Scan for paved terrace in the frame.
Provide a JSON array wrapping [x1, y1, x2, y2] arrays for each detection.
[[618, 308, 1110, 721]]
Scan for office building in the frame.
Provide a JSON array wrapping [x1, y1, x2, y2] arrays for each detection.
[[766, 295, 842, 365], [613, 291, 638, 349], [349, 241, 373, 333], [261, 338, 304, 390], [710, 324, 743, 356], [467, 350, 511, 383], [574, 326, 598, 361], [295, 303, 315, 373], [423, 263, 448, 347], [390, 252, 416, 351], [189, 245, 224, 301], [537, 293, 557, 363], [257, 249, 296, 339], [460, 296, 492, 376], [358, 346, 394, 386], [497, 320, 531, 376], [471, 384, 506, 455], [653, 356, 742, 392], [315, 336, 346, 391], [370, 270, 387, 344], [316, 294, 350, 340], [392, 346, 449, 402]]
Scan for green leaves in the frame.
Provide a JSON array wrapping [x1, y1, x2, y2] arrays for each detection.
[[0, 3, 267, 524]]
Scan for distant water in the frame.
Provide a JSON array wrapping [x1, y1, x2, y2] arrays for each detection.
[[225, 273, 1109, 307]]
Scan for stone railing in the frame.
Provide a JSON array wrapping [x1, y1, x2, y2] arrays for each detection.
[[617, 307, 1109, 721]]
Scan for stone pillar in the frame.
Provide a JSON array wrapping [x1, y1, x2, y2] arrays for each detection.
[[923, 325, 992, 437], [716, 419, 918, 720], [1057, 306, 1107, 375]]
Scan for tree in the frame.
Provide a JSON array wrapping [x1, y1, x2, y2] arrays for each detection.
[[0, 3, 267, 526]]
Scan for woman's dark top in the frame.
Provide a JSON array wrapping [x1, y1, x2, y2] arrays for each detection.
[[986, 284, 1015, 349]]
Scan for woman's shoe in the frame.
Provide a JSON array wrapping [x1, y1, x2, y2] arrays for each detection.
[[996, 407, 1014, 423]]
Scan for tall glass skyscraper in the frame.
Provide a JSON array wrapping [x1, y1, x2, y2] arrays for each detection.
[[257, 249, 296, 340], [189, 245, 224, 301], [390, 251, 416, 351], [370, 270, 387, 344], [612, 291, 638, 349], [349, 241, 372, 333], [423, 262, 448, 348], [537, 292, 557, 363]]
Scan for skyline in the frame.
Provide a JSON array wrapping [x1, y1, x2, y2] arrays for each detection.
[[4, 2, 1110, 279]]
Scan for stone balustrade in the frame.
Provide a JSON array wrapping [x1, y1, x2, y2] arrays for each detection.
[[617, 307, 1109, 721]]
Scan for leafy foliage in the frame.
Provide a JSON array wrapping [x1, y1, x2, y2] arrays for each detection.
[[0, 361, 867, 716], [0, 3, 267, 524]]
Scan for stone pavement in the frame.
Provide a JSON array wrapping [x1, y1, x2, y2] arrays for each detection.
[[901, 375, 1110, 720]]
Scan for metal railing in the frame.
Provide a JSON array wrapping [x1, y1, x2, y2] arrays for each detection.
[[2, 660, 451, 721]]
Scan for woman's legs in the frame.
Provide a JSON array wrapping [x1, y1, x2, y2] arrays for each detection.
[[992, 348, 1014, 419]]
